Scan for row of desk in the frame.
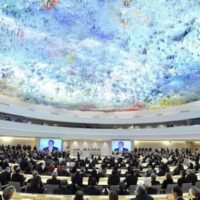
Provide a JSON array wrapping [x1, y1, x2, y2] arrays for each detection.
[[9, 193, 194, 200], [23, 172, 200, 186]]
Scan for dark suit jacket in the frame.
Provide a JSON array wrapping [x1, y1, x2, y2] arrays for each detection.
[[84, 186, 101, 195], [162, 179, 173, 189], [117, 190, 129, 195], [176, 197, 185, 200], [43, 146, 59, 151], [26, 186, 44, 194], [151, 180, 160, 185], [146, 187, 157, 195], [0, 171, 11, 186], [27, 178, 44, 188], [53, 186, 73, 195], [46, 178, 61, 186], [108, 174, 120, 185], [131, 194, 154, 200], [177, 177, 189, 187], [124, 174, 138, 187], [114, 148, 128, 152], [186, 173, 198, 185], [88, 175, 99, 185], [11, 173, 26, 186], [58, 170, 70, 177], [71, 174, 83, 186]]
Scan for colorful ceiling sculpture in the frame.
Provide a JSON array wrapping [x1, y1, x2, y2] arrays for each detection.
[[0, 0, 200, 111]]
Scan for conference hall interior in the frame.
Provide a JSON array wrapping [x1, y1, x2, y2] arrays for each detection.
[[0, 0, 200, 200]]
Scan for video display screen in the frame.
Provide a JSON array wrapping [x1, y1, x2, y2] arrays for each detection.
[[39, 138, 62, 151], [112, 140, 132, 152]]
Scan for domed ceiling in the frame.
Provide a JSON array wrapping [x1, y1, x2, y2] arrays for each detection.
[[0, 0, 200, 111]]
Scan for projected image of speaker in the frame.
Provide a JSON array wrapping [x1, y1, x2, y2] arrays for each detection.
[[112, 140, 132, 152], [39, 138, 62, 152]]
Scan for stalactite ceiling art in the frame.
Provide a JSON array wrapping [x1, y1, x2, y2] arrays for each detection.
[[0, 0, 200, 111]]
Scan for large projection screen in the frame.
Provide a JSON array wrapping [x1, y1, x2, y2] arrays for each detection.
[[111, 140, 132, 152]]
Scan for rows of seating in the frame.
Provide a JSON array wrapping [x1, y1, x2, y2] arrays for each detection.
[[6, 173, 200, 189], [0, 145, 200, 200]]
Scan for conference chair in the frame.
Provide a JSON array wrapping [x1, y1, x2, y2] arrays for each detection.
[[165, 184, 177, 194], [45, 184, 60, 194], [152, 184, 162, 194], [195, 181, 200, 188], [8, 181, 26, 192], [110, 185, 120, 192], [181, 182, 192, 192], [94, 185, 103, 191], [129, 185, 137, 195]]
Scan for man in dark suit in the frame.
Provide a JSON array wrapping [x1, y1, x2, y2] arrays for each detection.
[[151, 173, 160, 185], [84, 177, 101, 195], [186, 170, 198, 186], [131, 185, 154, 200], [114, 141, 129, 152], [43, 140, 59, 152], [46, 172, 61, 186], [71, 171, 83, 187], [11, 167, 26, 186], [144, 179, 157, 195], [53, 180, 73, 195], [177, 170, 189, 187], [124, 170, 138, 188], [108, 170, 120, 186], [172, 186, 185, 200], [0, 167, 11, 186], [27, 171, 44, 189]]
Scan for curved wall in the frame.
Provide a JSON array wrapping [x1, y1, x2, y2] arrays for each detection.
[[0, 95, 200, 124], [0, 120, 200, 140]]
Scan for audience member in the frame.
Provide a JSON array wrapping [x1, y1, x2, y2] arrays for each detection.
[[109, 191, 118, 200], [124, 169, 138, 188], [53, 180, 73, 195], [88, 169, 99, 185], [151, 173, 160, 185], [177, 170, 189, 187], [108, 170, 120, 186], [144, 179, 157, 195], [27, 171, 43, 187], [57, 165, 70, 176], [0, 167, 11, 186], [11, 167, 25, 186], [26, 175, 44, 194], [173, 163, 184, 175], [74, 190, 84, 200], [186, 169, 198, 186], [0, 185, 16, 200], [162, 172, 174, 189], [117, 182, 129, 195], [131, 185, 154, 200], [172, 186, 184, 200], [46, 171, 61, 186], [189, 187, 200, 200], [72, 171, 83, 187], [84, 177, 101, 195]]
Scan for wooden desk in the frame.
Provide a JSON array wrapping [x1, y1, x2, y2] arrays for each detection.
[[23, 172, 200, 186], [9, 193, 193, 200]]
